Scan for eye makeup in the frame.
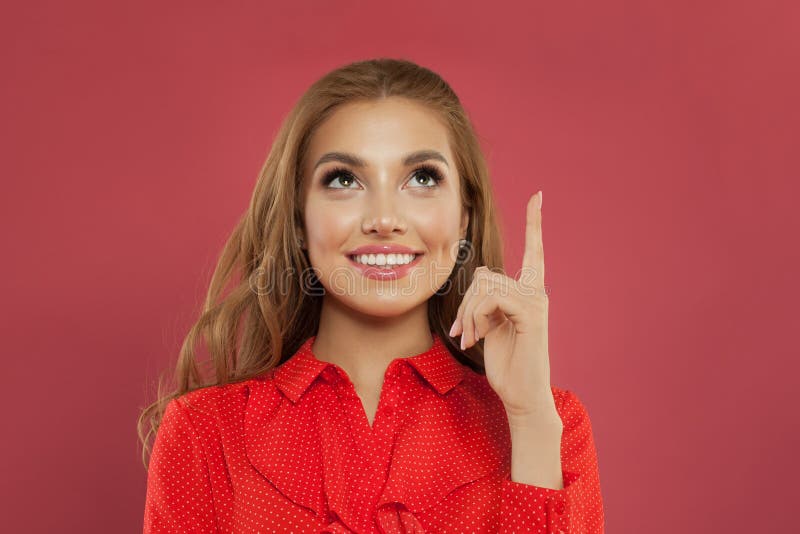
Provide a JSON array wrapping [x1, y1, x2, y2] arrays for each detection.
[[320, 163, 446, 189]]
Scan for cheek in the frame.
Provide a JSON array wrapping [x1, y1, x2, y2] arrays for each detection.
[[413, 205, 462, 247], [304, 201, 357, 252], [412, 215, 461, 279]]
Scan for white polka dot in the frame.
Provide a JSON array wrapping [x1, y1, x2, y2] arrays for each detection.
[[143, 332, 605, 532]]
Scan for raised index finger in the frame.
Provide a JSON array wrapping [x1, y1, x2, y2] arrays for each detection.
[[520, 190, 544, 290]]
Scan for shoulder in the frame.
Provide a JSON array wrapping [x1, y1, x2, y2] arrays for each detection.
[[168, 375, 277, 429], [152, 375, 283, 466]]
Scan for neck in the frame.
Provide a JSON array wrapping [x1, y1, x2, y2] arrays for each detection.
[[312, 295, 434, 388]]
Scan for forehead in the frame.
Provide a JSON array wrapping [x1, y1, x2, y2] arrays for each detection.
[[305, 97, 453, 167]]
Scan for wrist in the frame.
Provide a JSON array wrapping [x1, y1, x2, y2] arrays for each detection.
[[504, 393, 561, 429], [508, 415, 563, 436]]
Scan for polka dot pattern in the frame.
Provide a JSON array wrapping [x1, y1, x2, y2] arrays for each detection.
[[144, 332, 604, 532]]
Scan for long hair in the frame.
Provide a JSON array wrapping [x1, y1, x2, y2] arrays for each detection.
[[137, 57, 506, 469]]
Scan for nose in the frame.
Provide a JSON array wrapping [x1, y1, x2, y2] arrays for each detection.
[[361, 194, 407, 236]]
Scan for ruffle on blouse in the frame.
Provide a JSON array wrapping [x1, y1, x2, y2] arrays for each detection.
[[242, 369, 508, 533]]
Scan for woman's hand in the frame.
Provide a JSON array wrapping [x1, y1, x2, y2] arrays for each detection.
[[449, 191, 560, 426]]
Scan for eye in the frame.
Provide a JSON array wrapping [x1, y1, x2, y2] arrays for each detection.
[[407, 164, 445, 188], [321, 166, 361, 189], [320, 164, 446, 190]]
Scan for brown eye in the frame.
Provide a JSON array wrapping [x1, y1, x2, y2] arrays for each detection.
[[321, 167, 359, 189]]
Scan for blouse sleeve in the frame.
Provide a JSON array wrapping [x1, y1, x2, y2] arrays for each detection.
[[143, 398, 218, 533], [497, 389, 605, 533]]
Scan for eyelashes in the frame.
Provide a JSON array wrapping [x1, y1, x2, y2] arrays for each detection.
[[320, 164, 445, 189]]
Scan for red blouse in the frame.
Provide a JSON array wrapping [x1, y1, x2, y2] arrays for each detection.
[[143, 332, 604, 533]]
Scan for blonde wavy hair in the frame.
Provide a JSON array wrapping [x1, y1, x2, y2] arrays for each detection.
[[137, 57, 506, 469]]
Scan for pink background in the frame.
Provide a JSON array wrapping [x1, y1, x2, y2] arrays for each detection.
[[2, 1, 798, 532]]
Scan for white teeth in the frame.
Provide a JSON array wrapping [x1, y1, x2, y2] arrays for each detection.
[[352, 253, 417, 267]]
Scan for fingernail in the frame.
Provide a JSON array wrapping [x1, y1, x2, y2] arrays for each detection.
[[460, 335, 465, 350], [448, 321, 457, 337], [540, 190, 543, 208]]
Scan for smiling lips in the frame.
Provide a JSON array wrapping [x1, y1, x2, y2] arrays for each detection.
[[347, 253, 423, 280], [345, 244, 425, 280]]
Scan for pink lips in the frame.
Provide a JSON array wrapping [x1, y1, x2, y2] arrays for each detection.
[[346, 245, 424, 281]]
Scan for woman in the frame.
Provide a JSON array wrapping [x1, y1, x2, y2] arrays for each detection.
[[139, 58, 604, 533]]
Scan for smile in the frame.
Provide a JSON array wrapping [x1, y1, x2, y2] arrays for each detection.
[[346, 253, 424, 280]]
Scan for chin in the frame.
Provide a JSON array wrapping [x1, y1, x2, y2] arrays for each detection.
[[337, 293, 428, 318]]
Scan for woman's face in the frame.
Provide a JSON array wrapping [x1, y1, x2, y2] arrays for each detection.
[[300, 96, 469, 319]]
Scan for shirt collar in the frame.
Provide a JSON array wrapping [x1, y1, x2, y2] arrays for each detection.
[[272, 331, 465, 402]]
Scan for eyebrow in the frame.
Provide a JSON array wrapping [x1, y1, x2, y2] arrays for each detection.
[[313, 150, 450, 172]]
